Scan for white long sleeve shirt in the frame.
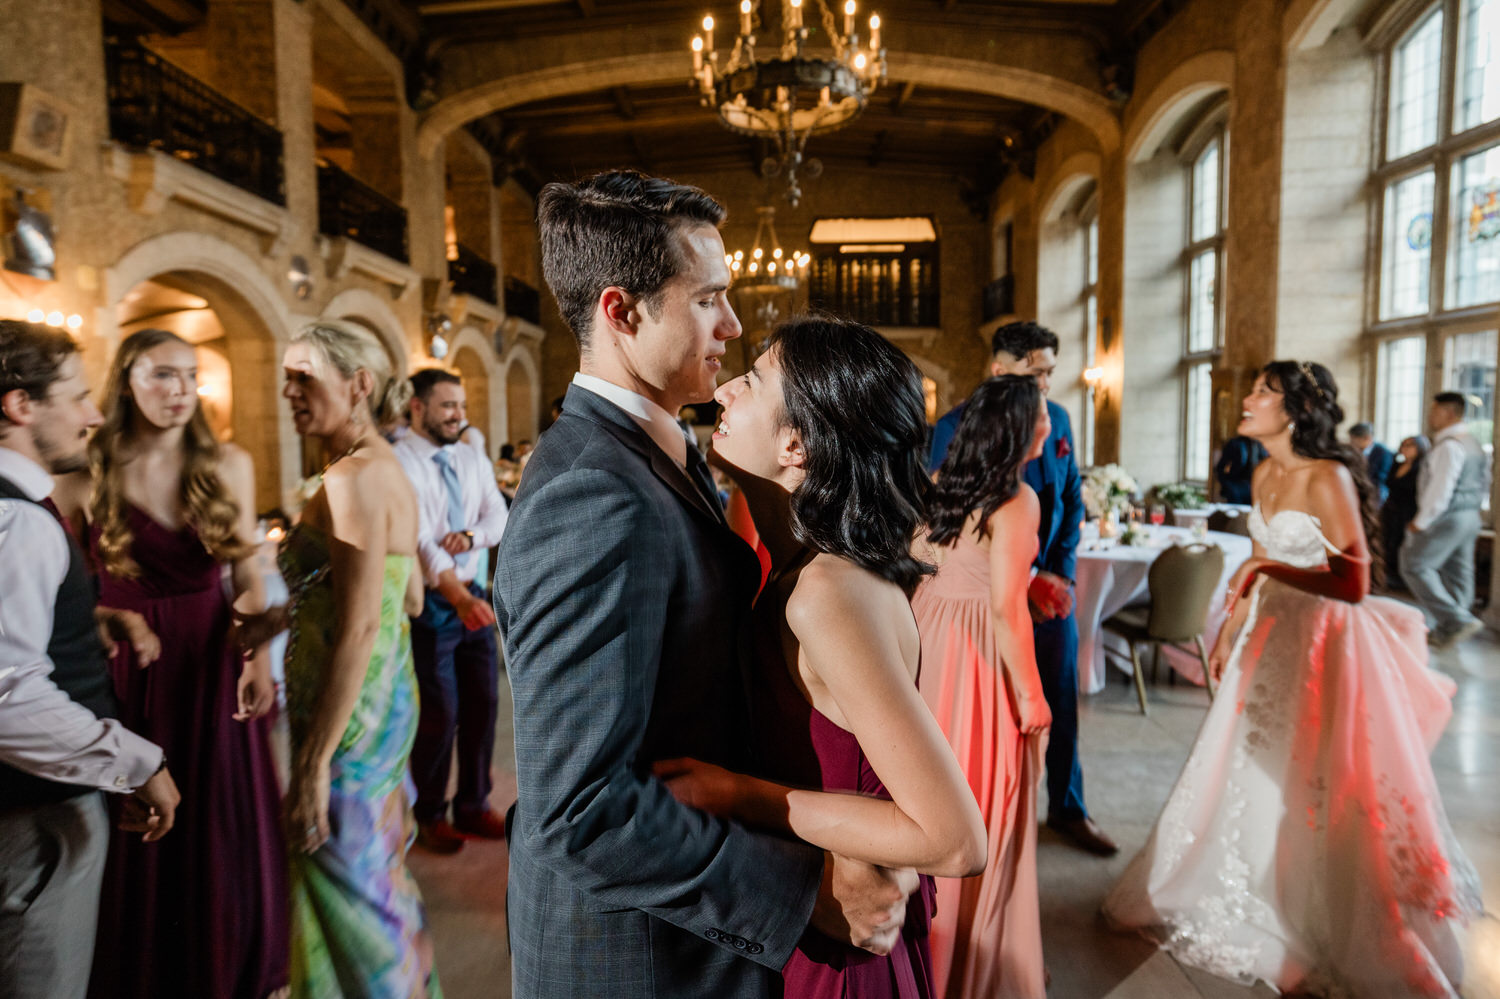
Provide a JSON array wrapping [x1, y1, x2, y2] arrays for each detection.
[[394, 431, 509, 588], [1413, 424, 1472, 531], [571, 372, 689, 468], [0, 448, 162, 793]]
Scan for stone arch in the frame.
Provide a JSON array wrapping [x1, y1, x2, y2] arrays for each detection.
[[320, 288, 412, 377], [901, 349, 955, 417], [450, 324, 502, 448], [1284, 0, 1366, 51], [1124, 50, 1235, 164], [419, 51, 1120, 158], [499, 344, 541, 446], [1039, 151, 1102, 223], [103, 232, 295, 511]]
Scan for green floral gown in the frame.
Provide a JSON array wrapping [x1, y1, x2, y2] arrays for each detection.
[[280, 522, 443, 998]]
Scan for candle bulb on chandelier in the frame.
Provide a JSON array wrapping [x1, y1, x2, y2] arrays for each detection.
[[789, 0, 802, 30], [702, 15, 714, 53], [692, 34, 704, 71], [843, 0, 855, 37], [740, 0, 752, 35], [870, 13, 880, 50]]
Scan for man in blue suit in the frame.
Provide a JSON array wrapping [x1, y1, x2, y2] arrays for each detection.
[[928, 321, 1118, 856], [1349, 423, 1394, 503]]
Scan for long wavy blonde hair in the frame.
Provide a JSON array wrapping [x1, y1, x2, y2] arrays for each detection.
[[89, 328, 252, 578]]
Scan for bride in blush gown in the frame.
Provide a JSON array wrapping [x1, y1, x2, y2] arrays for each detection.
[[1103, 360, 1482, 999]]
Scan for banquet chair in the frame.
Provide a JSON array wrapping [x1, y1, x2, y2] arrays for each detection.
[[1102, 542, 1225, 714], [1206, 509, 1253, 537]]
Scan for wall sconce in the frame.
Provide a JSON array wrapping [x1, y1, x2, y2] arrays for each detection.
[[425, 312, 452, 360], [1082, 366, 1104, 385], [23, 307, 81, 330]]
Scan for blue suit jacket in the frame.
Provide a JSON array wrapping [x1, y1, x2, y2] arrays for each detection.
[[1366, 442, 1394, 502], [928, 398, 1082, 582]]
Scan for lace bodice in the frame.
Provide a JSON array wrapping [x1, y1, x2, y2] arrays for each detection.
[[1247, 505, 1339, 569]]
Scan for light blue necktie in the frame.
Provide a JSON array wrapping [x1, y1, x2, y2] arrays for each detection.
[[433, 448, 473, 572]]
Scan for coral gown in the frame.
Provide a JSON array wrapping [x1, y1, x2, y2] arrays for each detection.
[[90, 506, 289, 999], [1103, 506, 1482, 998], [911, 529, 1047, 999]]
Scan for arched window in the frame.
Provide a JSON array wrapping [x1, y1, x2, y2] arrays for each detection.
[[1181, 119, 1226, 483], [1372, 0, 1499, 461]]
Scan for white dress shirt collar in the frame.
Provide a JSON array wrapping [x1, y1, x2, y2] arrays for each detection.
[[572, 372, 688, 468], [1432, 422, 1467, 446], [401, 428, 448, 461], [0, 447, 54, 500]]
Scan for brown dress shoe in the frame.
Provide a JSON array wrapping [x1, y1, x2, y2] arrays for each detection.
[[1047, 815, 1119, 856], [415, 819, 466, 854], [453, 808, 508, 840]]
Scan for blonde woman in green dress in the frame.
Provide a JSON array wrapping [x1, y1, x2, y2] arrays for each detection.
[[241, 318, 440, 997]]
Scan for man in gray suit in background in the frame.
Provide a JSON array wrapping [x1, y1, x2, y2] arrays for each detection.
[[493, 171, 917, 997]]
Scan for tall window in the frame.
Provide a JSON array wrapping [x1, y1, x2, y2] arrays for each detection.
[[1081, 214, 1099, 466], [1182, 126, 1225, 482], [1374, 0, 1500, 485]]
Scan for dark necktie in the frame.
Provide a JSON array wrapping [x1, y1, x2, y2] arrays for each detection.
[[683, 446, 724, 522]]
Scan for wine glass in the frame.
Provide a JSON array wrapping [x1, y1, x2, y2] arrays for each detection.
[[1149, 505, 1166, 527]]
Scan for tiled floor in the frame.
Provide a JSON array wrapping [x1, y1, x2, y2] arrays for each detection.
[[413, 624, 1500, 998]]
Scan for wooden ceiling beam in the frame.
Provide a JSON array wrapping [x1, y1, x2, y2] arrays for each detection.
[[611, 86, 637, 120], [890, 81, 917, 113]]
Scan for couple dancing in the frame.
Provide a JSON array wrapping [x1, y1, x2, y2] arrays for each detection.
[[494, 171, 1001, 997]]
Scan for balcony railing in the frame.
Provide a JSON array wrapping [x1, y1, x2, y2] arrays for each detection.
[[105, 37, 285, 206], [983, 275, 1015, 322], [449, 242, 498, 304], [504, 277, 541, 325], [317, 160, 408, 263], [808, 248, 940, 328]]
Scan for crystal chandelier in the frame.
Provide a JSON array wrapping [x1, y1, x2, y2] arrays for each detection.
[[691, 0, 887, 205], [727, 205, 810, 290]]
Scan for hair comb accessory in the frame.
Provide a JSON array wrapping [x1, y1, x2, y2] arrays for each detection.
[[1299, 360, 1327, 400]]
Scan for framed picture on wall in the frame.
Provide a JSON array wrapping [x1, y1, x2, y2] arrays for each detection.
[[0, 83, 76, 172]]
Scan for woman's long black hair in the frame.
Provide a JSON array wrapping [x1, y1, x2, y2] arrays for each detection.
[[769, 315, 935, 594], [927, 375, 1043, 546], [1262, 360, 1384, 584]]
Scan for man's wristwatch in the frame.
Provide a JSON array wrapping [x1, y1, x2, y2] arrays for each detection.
[[462, 530, 475, 550]]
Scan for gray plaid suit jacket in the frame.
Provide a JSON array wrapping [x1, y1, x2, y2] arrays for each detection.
[[494, 384, 823, 998]]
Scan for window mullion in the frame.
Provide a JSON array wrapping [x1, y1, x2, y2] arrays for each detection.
[[1439, 0, 1460, 140], [1430, 146, 1452, 314]]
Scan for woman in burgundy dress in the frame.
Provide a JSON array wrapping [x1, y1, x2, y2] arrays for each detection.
[[655, 317, 986, 998], [82, 328, 288, 999]]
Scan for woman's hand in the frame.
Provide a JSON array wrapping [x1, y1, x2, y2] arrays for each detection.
[[652, 757, 745, 818], [234, 659, 276, 722], [97, 608, 161, 667], [1223, 557, 1267, 612], [1208, 633, 1235, 682], [1013, 687, 1052, 734], [285, 761, 331, 853]]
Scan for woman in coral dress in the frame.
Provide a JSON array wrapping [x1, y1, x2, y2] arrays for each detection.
[[82, 328, 288, 999], [913, 374, 1054, 999], [656, 316, 987, 998], [1104, 361, 1482, 998]]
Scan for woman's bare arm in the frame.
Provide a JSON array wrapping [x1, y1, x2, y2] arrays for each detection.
[[986, 488, 1049, 732]]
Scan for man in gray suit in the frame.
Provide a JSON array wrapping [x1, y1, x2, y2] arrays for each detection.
[[1401, 391, 1490, 649], [494, 171, 917, 997]]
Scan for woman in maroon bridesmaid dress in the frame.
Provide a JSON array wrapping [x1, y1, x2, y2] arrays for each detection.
[[655, 317, 987, 998], [81, 329, 288, 999]]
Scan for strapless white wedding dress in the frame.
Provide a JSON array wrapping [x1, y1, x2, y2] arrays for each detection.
[[1103, 506, 1482, 998]]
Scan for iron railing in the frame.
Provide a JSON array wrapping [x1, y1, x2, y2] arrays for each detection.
[[105, 37, 285, 206], [504, 276, 541, 325], [808, 248, 940, 328], [316, 159, 409, 263], [449, 242, 498, 304]]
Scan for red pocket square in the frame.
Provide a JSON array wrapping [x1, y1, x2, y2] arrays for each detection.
[[1056, 436, 1071, 459]]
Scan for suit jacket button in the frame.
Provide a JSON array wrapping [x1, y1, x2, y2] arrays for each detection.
[[748, 943, 764, 955], [705, 928, 721, 941], [732, 937, 747, 950]]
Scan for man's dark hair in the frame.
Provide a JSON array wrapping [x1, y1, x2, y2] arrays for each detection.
[[1434, 391, 1467, 416], [991, 320, 1059, 361], [0, 319, 79, 426], [409, 367, 462, 402], [537, 170, 727, 350], [1349, 422, 1374, 439]]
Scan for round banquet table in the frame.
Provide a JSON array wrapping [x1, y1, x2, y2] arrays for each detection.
[[1074, 523, 1254, 694], [1168, 503, 1253, 531]]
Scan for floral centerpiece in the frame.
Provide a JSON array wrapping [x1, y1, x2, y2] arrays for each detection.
[[1083, 463, 1139, 520], [1152, 481, 1207, 511]]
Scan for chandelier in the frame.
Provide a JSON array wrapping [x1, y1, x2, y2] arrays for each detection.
[[728, 205, 810, 290], [691, 0, 887, 205]]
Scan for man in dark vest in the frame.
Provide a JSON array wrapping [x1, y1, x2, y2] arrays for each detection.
[[0, 319, 180, 999]]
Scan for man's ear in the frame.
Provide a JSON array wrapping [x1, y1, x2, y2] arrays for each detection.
[[989, 360, 1004, 378], [0, 388, 35, 427], [599, 287, 640, 338]]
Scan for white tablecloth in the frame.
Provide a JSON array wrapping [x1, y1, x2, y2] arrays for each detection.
[[1169, 503, 1253, 530], [1074, 524, 1253, 694]]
